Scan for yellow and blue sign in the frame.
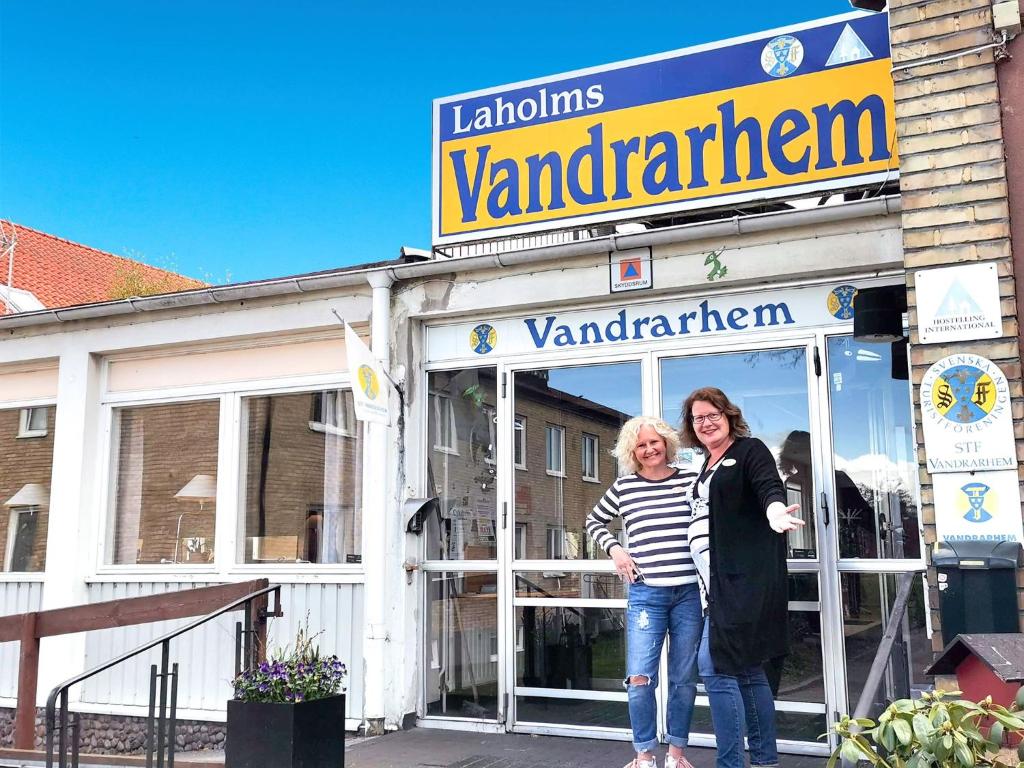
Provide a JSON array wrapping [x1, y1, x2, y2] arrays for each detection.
[[433, 12, 896, 245]]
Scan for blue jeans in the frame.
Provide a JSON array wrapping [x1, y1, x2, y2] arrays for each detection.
[[624, 581, 702, 754], [698, 619, 779, 768]]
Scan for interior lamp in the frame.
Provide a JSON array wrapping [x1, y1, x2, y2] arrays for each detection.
[[173, 474, 216, 563]]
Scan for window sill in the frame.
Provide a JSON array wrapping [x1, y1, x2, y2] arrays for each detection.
[[514, 464, 527, 471], [0, 572, 46, 583], [582, 476, 601, 484], [15, 431, 47, 439], [545, 470, 566, 478]]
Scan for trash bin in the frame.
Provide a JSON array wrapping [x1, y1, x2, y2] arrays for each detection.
[[932, 540, 1021, 640]]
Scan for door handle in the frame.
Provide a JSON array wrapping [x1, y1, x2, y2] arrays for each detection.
[[820, 492, 830, 527]]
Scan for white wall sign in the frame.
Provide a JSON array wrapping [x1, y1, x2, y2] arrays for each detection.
[[933, 471, 1024, 543], [344, 322, 390, 425], [610, 247, 653, 293], [920, 353, 1015, 473], [915, 263, 1001, 344], [426, 278, 899, 362]]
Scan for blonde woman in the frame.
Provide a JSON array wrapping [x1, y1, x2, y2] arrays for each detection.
[[586, 416, 701, 768]]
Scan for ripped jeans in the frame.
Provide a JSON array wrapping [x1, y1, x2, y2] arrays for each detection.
[[624, 581, 702, 754]]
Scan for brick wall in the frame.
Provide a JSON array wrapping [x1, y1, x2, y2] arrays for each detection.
[[889, 0, 1024, 648]]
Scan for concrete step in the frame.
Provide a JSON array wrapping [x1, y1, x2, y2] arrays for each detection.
[[0, 747, 224, 768]]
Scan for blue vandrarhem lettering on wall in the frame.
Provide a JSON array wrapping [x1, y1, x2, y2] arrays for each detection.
[[523, 300, 795, 349]]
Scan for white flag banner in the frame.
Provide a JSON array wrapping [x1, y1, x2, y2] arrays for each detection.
[[344, 323, 390, 425]]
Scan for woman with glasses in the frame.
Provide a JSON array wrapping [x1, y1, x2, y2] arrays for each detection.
[[679, 387, 804, 768], [586, 416, 702, 768]]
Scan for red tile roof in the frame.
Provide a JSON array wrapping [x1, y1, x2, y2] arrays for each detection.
[[0, 221, 205, 311]]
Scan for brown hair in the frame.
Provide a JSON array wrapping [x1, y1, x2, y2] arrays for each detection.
[[679, 387, 751, 449]]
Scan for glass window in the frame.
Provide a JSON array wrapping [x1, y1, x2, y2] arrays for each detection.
[[513, 415, 527, 469], [18, 407, 48, 438], [108, 401, 220, 565], [582, 433, 599, 482], [514, 363, 640, 561], [842, 572, 931, 715], [545, 425, 564, 476], [827, 336, 920, 560], [239, 390, 363, 565], [425, 571, 499, 719], [515, 605, 625, 694], [661, 348, 817, 559], [426, 369, 498, 561], [1, 406, 54, 572], [514, 522, 527, 560]]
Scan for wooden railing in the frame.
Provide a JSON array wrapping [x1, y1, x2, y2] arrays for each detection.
[[0, 579, 274, 751]]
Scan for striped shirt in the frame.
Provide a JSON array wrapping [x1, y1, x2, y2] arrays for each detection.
[[585, 468, 698, 587]]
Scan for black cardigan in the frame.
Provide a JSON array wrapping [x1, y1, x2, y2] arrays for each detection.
[[702, 436, 790, 675]]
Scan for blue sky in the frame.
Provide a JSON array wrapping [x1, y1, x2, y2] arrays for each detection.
[[2, 0, 857, 283]]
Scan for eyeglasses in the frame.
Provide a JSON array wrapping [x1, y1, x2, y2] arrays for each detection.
[[691, 412, 723, 426]]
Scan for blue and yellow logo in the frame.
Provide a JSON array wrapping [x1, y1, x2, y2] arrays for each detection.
[[357, 364, 380, 400], [930, 364, 996, 424], [761, 35, 804, 78], [960, 482, 994, 524], [470, 323, 497, 355], [827, 284, 858, 320]]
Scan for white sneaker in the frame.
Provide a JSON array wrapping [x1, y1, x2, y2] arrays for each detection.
[[626, 757, 657, 768], [665, 755, 695, 768]]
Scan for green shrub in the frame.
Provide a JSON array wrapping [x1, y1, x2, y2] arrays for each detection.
[[827, 689, 1024, 768]]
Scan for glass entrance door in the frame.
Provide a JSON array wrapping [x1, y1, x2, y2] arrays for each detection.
[[508, 361, 642, 734], [659, 342, 830, 747]]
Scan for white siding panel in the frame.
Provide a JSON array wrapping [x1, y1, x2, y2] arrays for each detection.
[[0, 581, 44, 699], [77, 582, 363, 721]]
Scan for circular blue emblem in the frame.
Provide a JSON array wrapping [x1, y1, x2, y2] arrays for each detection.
[[827, 284, 858, 320], [761, 35, 804, 78], [469, 323, 497, 355]]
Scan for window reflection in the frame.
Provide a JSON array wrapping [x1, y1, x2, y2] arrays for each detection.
[[842, 573, 931, 716], [516, 606, 625, 692], [513, 364, 640, 561], [109, 401, 219, 565], [240, 390, 362, 565], [661, 348, 816, 558], [1, 406, 53, 572], [425, 571, 499, 719], [426, 369, 499, 561], [827, 337, 920, 560]]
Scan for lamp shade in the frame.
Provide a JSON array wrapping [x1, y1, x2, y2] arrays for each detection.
[[5, 483, 49, 508], [853, 285, 908, 343], [174, 474, 217, 500]]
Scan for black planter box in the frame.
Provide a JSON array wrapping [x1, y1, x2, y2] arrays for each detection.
[[226, 694, 345, 768]]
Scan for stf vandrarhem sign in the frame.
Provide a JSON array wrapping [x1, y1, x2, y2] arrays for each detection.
[[432, 12, 897, 245]]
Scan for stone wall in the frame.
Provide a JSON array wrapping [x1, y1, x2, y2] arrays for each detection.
[[889, 0, 1024, 649], [0, 707, 225, 754]]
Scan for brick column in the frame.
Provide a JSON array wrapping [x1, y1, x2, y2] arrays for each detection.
[[889, 0, 1023, 652]]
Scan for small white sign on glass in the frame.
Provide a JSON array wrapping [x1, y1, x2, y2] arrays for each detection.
[[915, 263, 1001, 344], [933, 470, 1024, 544]]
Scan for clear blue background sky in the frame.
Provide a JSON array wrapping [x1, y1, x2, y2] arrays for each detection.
[[2, 1, 856, 283]]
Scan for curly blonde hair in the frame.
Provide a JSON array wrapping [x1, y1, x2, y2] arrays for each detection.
[[613, 416, 680, 476]]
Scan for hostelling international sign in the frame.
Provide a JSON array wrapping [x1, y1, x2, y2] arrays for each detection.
[[432, 12, 897, 245]]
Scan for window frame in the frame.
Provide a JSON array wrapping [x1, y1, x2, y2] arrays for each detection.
[[513, 414, 527, 470], [581, 432, 600, 483], [96, 372, 366, 578], [545, 525, 565, 560], [17, 406, 48, 438], [545, 424, 565, 477]]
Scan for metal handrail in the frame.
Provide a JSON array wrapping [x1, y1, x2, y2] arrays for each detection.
[[45, 584, 281, 768]]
